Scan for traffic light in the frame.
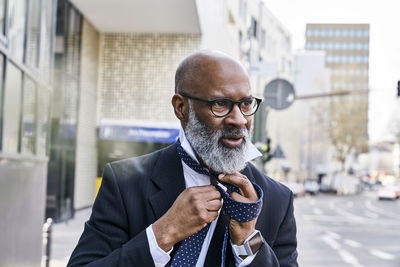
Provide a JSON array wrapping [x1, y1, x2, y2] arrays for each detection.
[[261, 138, 272, 163], [266, 138, 271, 153]]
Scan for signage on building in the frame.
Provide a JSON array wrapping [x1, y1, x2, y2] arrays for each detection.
[[99, 124, 179, 143]]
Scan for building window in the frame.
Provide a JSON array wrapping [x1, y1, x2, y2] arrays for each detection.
[[26, 0, 41, 68], [37, 87, 50, 156], [251, 17, 257, 38], [21, 76, 37, 154], [0, 0, 6, 38], [40, 0, 55, 82], [8, 0, 27, 63], [2, 61, 22, 153], [0, 53, 3, 150]]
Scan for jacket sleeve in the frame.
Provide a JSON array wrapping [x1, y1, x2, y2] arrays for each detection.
[[67, 164, 155, 267], [249, 192, 298, 267]]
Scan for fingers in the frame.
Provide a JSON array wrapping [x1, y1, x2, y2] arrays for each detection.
[[189, 184, 219, 193], [206, 199, 222, 211], [219, 173, 258, 201]]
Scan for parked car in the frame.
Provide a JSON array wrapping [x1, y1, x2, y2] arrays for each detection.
[[304, 180, 319, 195], [378, 185, 400, 200], [283, 182, 306, 197]]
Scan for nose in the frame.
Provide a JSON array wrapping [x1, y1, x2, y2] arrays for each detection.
[[224, 104, 247, 127]]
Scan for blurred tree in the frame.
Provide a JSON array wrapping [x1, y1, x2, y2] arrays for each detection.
[[329, 99, 368, 170]]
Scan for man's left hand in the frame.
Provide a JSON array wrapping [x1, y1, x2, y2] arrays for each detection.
[[219, 172, 259, 245]]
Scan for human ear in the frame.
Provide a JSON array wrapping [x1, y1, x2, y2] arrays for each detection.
[[171, 94, 187, 121]]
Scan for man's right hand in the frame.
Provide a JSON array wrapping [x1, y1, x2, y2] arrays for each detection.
[[152, 185, 222, 252]]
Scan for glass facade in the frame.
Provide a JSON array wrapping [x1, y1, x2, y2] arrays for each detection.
[[46, 0, 82, 221], [0, 0, 6, 38], [26, 0, 40, 68], [0, 54, 3, 150], [0, 0, 54, 157], [0, 1, 55, 264], [306, 28, 369, 37], [3, 62, 22, 153], [8, 0, 26, 62], [306, 41, 369, 51], [21, 76, 37, 154]]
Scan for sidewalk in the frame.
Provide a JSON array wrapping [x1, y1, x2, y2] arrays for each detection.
[[49, 208, 92, 267]]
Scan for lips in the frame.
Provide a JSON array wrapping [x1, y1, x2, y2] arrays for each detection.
[[221, 135, 244, 148]]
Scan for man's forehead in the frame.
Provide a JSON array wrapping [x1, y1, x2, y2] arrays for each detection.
[[191, 52, 247, 74], [191, 56, 248, 84]]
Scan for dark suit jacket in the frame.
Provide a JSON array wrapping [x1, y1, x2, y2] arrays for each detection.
[[68, 143, 298, 266]]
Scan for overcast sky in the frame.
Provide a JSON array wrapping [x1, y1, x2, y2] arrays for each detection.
[[264, 0, 400, 142]]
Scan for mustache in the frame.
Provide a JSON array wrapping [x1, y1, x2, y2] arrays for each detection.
[[219, 127, 249, 137], [190, 119, 249, 141]]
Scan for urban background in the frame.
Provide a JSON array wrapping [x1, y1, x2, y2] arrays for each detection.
[[0, 0, 399, 266]]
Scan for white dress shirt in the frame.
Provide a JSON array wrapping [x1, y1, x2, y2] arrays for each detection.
[[146, 128, 262, 267]]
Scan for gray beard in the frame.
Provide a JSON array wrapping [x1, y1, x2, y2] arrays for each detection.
[[184, 102, 251, 174]]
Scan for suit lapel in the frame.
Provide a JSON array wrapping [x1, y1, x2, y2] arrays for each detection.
[[148, 143, 186, 220]]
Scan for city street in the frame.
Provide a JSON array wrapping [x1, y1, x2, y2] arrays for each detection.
[[295, 192, 400, 267], [50, 191, 400, 267]]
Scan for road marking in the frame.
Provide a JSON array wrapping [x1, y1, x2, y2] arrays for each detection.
[[313, 207, 324, 215], [344, 239, 362, 248], [321, 233, 364, 267], [328, 199, 366, 223], [302, 215, 400, 227], [369, 249, 396, 260], [322, 234, 340, 250], [338, 249, 364, 267], [365, 200, 400, 219], [325, 231, 341, 239], [363, 210, 379, 219]]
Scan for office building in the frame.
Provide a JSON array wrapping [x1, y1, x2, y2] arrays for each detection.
[[305, 24, 369, 158]]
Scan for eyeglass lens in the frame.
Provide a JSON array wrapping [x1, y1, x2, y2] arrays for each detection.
[[212, 98, 258, 116]]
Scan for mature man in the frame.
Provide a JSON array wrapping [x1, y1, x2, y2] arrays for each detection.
[[68, 50, 298, 267]]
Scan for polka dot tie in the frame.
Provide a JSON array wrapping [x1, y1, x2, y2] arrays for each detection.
[[170, 141, 263, 267]]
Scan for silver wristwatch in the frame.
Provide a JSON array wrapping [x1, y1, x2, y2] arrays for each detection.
[[231, 230, 264, 256]]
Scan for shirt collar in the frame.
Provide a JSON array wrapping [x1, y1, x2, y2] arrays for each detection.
[[178, 127, 261, 164]]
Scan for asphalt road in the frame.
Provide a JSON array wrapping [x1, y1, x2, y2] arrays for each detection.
[[295, 191, 400, 267], [50, 191, 400, 267]]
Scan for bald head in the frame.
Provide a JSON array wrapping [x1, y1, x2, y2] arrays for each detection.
[[174, 50, 248, 94]]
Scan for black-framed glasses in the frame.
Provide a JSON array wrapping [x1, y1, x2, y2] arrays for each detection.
[[180, 92, 262, 117]]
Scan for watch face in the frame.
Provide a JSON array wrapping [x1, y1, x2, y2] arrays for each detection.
[[248, 232, 264, 254]]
